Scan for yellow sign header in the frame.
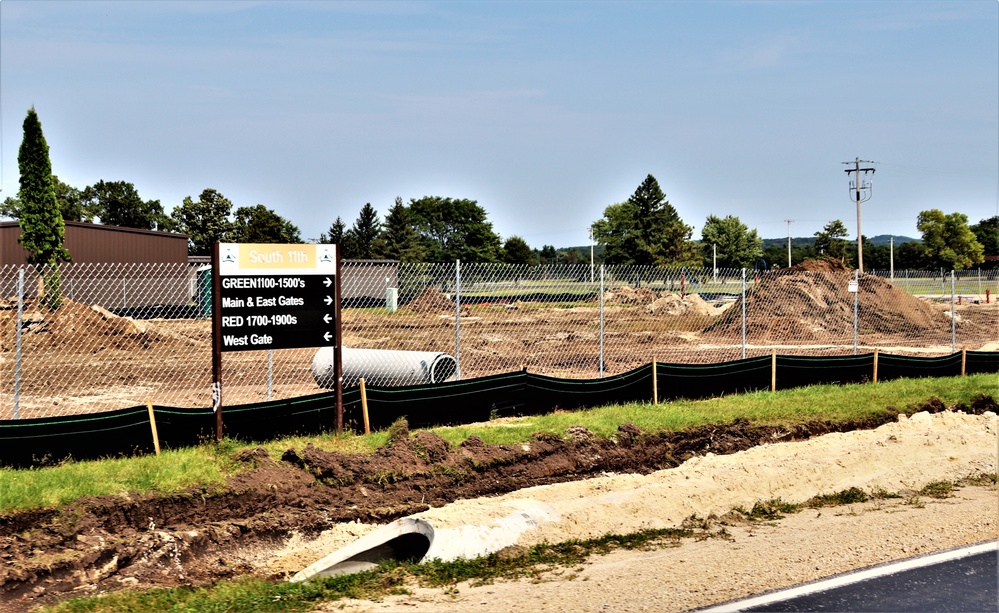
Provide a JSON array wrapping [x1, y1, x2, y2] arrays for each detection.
[[238, 244, 316, 269], [218, 243, 337, 275]]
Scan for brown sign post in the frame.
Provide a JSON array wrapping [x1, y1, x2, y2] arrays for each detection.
[[210, 243, 342, 439]]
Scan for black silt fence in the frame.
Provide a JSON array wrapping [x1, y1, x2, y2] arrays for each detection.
[[1, 351, 995, 468]]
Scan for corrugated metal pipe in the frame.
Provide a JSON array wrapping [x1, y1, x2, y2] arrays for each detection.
[[312, 347, 458, 389]]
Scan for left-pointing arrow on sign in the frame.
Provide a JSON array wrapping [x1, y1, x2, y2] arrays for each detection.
[[323, 331, 333, 342], [323, 313, 332, 324]]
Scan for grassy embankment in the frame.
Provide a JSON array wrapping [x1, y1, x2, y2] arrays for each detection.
[[1, 373, 993, 516], [7, 373, 995, 612]]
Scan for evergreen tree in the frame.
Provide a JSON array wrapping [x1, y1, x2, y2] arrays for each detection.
[[814, 220, 850, 262], [16, 107, 70, 309], [381, 197, 426, 261], [343, 203, 384, 259], [592, 174, 697, 265], [319, 217, 347, 246]]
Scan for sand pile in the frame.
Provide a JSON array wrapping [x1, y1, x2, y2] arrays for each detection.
[[646, 293, 721, 317], [702, 258, 966, 343], [600, 286, 658, 305]]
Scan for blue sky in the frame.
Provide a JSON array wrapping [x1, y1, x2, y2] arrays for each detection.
[[1, 1, 996, 249]]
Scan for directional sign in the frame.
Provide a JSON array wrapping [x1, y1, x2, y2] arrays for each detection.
[[216, 243, 338, 352]]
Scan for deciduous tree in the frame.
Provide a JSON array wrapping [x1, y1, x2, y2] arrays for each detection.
[[230, 204, 301, 244], [502, 235, 536, 265], [82, 180, 170, 230], [916, 209, 984, 270], [699, 214, 762, 269], [171, 188, 234, 255], [408, 196, 502, 262]]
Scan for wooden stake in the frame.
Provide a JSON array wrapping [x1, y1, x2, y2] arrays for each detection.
[[961, 348, 967, 376], [873, 348, 879, 383], [771, 350, 777, 392], [652, 358, 658, 405], [146, 398, 160, 456], [359, 377, 370, 435]]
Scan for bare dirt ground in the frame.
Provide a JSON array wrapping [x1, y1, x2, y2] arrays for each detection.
[[1, 398, 996, 612], [2, 259, 997, 417]]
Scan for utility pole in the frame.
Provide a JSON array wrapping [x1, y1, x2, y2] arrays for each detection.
[[784, 219, 794, 267], [843, 157, 876, 273]]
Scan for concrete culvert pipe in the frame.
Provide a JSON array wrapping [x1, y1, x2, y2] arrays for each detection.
[[312, 347, 458, 389], [291, 518, 434, 582]]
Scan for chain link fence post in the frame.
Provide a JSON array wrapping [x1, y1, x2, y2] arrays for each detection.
[[951, 270, 956, 352], [599, 264, 605, 377], [14, 268, 24, 420], [741, 268, 746, 359], [455, 259, 462, 380]]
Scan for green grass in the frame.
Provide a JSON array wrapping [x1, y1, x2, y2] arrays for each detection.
[[0, 373, 993, 516]]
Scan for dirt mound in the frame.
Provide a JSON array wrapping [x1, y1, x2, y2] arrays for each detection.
[[792, 258, 851, 273], [646, 293, 721, 317], [0, 298, 161, 352], [601, 286, 658, 305], [406, 287, 455, 314], [702, 260, 962, 343]]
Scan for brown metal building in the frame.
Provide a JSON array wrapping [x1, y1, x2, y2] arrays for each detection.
[[0, 221, 189, 264], [1, 221, 193, 307]]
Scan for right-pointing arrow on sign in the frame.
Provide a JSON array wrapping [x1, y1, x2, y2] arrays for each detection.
[[324, 295, 333, 305]]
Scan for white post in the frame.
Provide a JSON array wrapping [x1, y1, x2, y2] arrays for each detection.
[[889, 236, 895, 282], [713, 243, 717, 282]]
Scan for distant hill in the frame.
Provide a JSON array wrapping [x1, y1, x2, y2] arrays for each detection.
[[556, 236, 919, 253], [760, 235, 917, 248]]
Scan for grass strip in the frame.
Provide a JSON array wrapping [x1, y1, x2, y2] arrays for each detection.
[[1, 374, 993, 515]]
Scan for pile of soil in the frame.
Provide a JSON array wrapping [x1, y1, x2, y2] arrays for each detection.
[[405, 287, 455, 314], [601, 286, 658, 305], [702, 258, 963, 343], [645, 293, 721, 317], [0, 298, 161, 352]]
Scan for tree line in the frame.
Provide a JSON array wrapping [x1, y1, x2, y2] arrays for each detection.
[[8, 107, 996, 294]]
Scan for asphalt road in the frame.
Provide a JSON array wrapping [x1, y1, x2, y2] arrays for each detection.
[[701, 542, 997, 613]]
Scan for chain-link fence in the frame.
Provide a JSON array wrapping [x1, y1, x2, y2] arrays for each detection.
[[2, 261, 996, 420]]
